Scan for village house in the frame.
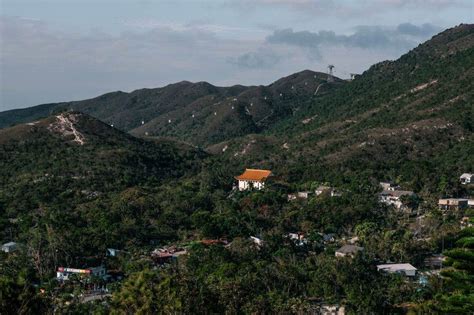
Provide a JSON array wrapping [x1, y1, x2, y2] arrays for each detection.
[[286, 232, 308, 246], [56, 266, 107, 281], [288, 191, 314, 201], [335, 244, 364, 258], [438, 198, 468, 211], [379, 182, 401, 191], [460, 173, 473, 185], [297, 191, 314, 199], [1, 241, 17, 253], [379, 190, 415, 210], [152, 246, 187, 264], [235, 169, 272, 191], [315, 185, 332, 196], [377, 263, 417, 277], [469, 199, 474, 208]]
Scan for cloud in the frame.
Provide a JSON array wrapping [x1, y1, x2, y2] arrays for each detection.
[[227, 49, 281, 68], [0, 16, 444, 110], [396, 22, 440, 36], [265, 23, 440, 53]]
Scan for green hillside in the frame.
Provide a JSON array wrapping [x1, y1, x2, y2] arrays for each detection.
[[211, 24, 474, 195]]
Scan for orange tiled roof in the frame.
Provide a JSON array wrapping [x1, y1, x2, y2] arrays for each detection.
[[235, 169, 272, 181]]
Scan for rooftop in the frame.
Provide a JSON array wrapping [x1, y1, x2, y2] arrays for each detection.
[[380, 190, 415, 197], [336, 244, 363, 254], [377, 263, 417, 272], [235, 169, 272, 181]]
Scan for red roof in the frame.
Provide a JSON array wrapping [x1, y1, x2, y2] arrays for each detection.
[[235, 169, 272, 182]]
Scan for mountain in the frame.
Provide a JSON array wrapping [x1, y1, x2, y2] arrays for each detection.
[[0, 111, 205, 209], [0, 70, 345, 146], [208, 24, 474, 194]]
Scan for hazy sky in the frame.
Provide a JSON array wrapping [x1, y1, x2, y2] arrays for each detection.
[[1, 0, 472, 111]]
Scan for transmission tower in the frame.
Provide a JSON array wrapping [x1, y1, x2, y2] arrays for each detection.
[[327, 65, 335, 82]]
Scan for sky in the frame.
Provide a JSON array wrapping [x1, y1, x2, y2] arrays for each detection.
[[0, 0, 472, 111]]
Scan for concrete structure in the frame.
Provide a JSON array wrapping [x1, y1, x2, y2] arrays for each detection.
[[1, 242, 18, 253], [460, 173, 473, 185], [438, 198, 468, 211], [235, 169, 272, 191], [377, 263, 417, 277], [379, 190, 415, 210], [57, 266, 106, 281], [335, 245, 363, 258]]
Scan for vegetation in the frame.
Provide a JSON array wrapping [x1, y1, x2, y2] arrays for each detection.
[[0, 24, 473, 314]]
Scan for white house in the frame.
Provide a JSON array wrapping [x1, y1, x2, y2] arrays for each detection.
[[56, 266, 107, 281], [235, 169, 272, 191], [1, 242, 18, 253], [335, 245, 363, 258], [379, 190, 415, 210], [460, 173, 473, 185], [377, 263, 417, 277], [250, 236, 264, 247]]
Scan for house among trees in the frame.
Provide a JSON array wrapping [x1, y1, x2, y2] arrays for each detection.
[[1, 241, 17, 253], [379, 182, 401, 191], [377, 263, 417, 277], [335, 245, 364, 258], [235, 169, 272, 191], [56, 266, 107, 281], [460, 173, 473, 185], [379, 190, 415, 210], [315, 185, 332, 196], [438, 198, 468, 211]]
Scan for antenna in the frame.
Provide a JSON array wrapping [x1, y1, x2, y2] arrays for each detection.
[[327, 65, 335, 82]]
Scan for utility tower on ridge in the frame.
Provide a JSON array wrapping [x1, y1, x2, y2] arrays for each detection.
[[327, 65, 335, 82]]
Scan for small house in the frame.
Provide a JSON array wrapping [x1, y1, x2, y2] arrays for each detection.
[[335, 245, 363, 258], [235, 169, 272, 191], [438, 198, 468, 211], [460, 173, 473, 185], [315, 185, 332, 196], [56, 266, 106, 281], [380, 182, 401, 191], [377, 263, 417, 277], [379, 190, 415, 210], [1, 242, 17, 253], [297, 191, 314, 199], [250, 236, 264, 247], [286, 232, 307, 246]]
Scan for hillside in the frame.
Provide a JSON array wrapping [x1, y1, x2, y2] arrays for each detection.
[[209, 24, 474, 194], [0, 111, 205, 213], [0, 70, 345, 146]]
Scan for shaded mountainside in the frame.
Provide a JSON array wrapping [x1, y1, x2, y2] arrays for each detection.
[[209, 24, 474, 194], [0, 70, 344, 146]]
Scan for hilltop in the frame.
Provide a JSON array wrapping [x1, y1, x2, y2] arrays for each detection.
[[0, 70, 345, 146]]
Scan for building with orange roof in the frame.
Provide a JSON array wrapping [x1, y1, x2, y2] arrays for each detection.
[[235, 169, 272, 191]]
